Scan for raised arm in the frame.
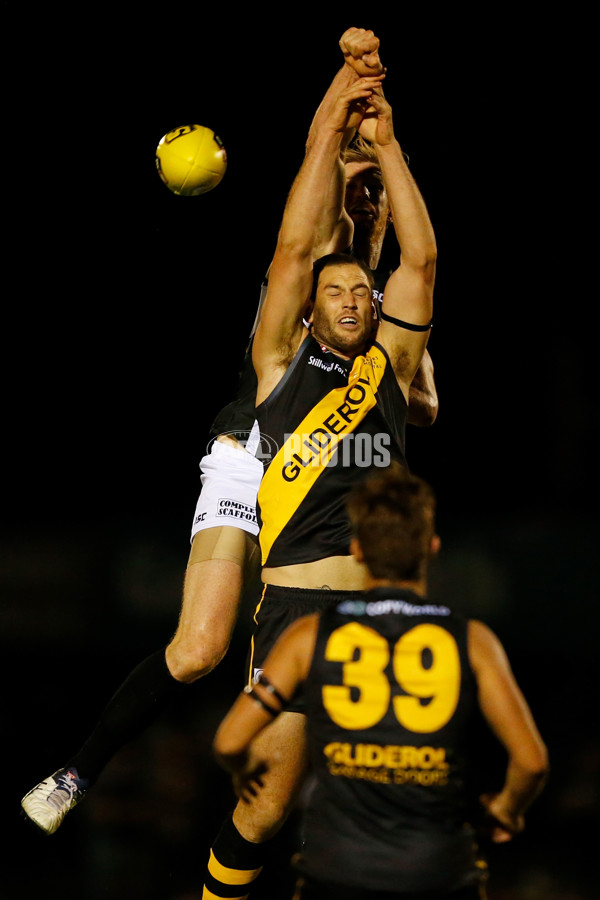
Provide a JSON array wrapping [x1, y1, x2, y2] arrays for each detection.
[[469, 620, 549, 841], [252, 76, 384, 402], [248, 31, 385, 343], [359, 88, 437, 399], [307, 28, 385, 258]]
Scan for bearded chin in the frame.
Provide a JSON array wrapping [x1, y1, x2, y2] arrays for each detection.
[[312, 314, 369, 355]]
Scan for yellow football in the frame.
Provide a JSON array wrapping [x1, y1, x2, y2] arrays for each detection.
[[155, 124, 227, 196]]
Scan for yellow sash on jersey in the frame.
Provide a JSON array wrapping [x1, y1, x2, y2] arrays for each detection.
[[258, 345, 387, 564]]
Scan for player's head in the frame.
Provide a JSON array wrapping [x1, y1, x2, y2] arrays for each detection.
[[308, 253, 376, 356], [347, 463, 439, 583], [344, 136, 390, 270]]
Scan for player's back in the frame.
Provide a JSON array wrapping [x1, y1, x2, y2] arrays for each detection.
[[300, 586, 482, 894]]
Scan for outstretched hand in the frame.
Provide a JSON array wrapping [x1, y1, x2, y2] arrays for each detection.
[[340, 27, 385, 76]]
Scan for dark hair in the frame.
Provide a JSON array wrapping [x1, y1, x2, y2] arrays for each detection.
[[346, 463, 436, 581], [310, 252, 374, 302]]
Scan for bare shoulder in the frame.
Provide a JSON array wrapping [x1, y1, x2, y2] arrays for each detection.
[[468, 619, 508, 671]]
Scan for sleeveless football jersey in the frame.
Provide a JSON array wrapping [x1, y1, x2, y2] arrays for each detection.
[[300, 587, 480, 893], [256, 336, 407, 567]]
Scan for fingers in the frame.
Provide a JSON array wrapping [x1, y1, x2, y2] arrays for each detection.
[[234, 761, 268, 804], [340, 28, 379, 57], [340, 27, 384, 77], [238, 778, 264, 804], [363, 87, 387, 109], [341, 75, 385, 102], [341, 79, 386, 124], [340, 27, 379, 59]]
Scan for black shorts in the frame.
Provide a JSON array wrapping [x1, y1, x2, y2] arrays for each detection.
[[246, 584, 363, 713]]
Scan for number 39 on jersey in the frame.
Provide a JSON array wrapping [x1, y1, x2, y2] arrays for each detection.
[[322, 622, 461, 734]]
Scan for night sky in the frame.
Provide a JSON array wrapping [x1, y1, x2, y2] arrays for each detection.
[[3, 7, 597, 899]]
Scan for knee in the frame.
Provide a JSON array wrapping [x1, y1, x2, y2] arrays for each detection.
[[165, 630, 229, 683]]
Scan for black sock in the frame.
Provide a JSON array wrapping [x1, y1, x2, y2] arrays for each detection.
[[203, 813, 272, 899], [66, 648, 187, 785]]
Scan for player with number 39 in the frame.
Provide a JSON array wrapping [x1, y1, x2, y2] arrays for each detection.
[[214, 464, 549, 900]]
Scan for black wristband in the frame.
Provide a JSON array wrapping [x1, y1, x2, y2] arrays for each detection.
[[243, 685, 281, 718], [256, 672, 289, 708], [380, 309, 433, 331]]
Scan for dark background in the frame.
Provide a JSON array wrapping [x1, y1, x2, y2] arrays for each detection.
[[2, 5, 597, 898]]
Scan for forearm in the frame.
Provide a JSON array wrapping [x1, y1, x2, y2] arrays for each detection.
[[306, 66, 357, 255], [213, 694, 273, 763], [377, 137, 437, 274], [306, 64, 357, 153], [277, 127, 346, 259], [312, 155, 353, 257], [471, 621, 549, 836], [407, 349, 438, 426]]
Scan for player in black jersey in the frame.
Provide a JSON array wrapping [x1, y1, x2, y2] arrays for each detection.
[[20, 28, 438, 843], [214, 466, 549, 899], [201, 29, 440, 900]]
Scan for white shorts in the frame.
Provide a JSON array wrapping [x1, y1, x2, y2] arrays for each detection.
[[190, 439, 264, 541]]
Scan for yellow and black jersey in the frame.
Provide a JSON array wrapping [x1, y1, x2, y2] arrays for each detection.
[[299, 587, 482, 894], [256, 335, 408, 567]]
